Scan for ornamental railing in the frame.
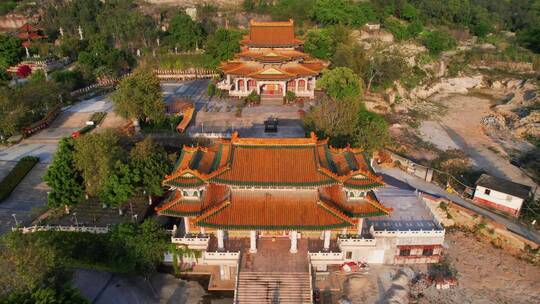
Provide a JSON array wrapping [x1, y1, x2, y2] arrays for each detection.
[[203, 251, 241, 261], [337, 234, 377, 246], [171, 234, 210, 250], [233, 252, 241, 304], [371, 229, 445, 237], [308, 251, 344, 261], [12, 225, 109, 234]]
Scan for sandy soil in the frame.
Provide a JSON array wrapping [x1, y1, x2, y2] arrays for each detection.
[[326, 230, 539, 304], [420, 230, 540, 304], [419, 92, 537, 188]]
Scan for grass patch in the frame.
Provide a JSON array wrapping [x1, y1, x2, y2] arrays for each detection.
[[0, 156, 39, 202]]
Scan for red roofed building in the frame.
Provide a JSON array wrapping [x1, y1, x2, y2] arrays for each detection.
[[17, 23, 46, 44], [217, 20, 327, 99], [157, 134, 446, 292]]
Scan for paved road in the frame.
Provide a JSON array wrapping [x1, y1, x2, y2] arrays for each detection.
[[375, 166, 540, 244], [0, 94, 114, 234]]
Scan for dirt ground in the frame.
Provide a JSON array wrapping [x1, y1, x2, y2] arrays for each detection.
[[420, 230, 540, 304], [419, 91, 537, 188], [326, 230, 539, 304]]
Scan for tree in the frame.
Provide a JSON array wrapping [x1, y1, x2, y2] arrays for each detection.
[[363, 55, 408, 91], [304, 96, 360, 147], [15, 78, 63, 111], [0, 232, 64, 297], [303, 29, 334, 60], [73, 131, 123, 196], [0, 87, 26, 139], [108, 219, 168, 275], [204, 28, 242, 66], [111, 69, 165, 125], [99, 161, 134, 212], [332, 43, 369, 77], [77, 36, 133, 77], [270, 0, 315, 25], [167, 12, 205, 51], [2, 286, 89, 304], [129, 138, 172, 204], [518, 26, 540, 53], [0, 35, 22, 69], [304, 97, 390, 150], [422, 30, 457, 55], [311, 0, 351, 25], [317, 67, 363, 99], [353, 107, 391, 152], [44, 138, 85, 212]]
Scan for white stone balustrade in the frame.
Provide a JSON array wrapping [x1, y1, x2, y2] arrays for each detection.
[[337, 235, 377, 246], [372, 229, 445, 237], [171, 235, 210, 250], [308, 251, 344, 261], [13, 225, 109, 234]]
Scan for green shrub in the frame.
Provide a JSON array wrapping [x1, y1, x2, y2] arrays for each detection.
[[78, 124, 95, 135], [423, 30, 457, 55], [286, 91, 296, 103], [244, 90, 260, 105], [90, 112, 107, 126], [0, 156, 39, 201], [401, 66, 427, 89]]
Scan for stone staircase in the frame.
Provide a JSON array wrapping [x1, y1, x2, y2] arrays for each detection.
[[235, 271, 312, 304], [260, 95, 284, 106]]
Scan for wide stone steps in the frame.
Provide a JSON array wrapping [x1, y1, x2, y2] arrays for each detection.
[[236, 272, 312, 304], [260, 95, 284, 106]]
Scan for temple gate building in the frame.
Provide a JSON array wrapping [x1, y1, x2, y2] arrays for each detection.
[[157, 133, 445, 303], [216, 20, 327, 100]]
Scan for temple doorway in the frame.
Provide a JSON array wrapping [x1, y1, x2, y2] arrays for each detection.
[[260, 83, 283, 96]]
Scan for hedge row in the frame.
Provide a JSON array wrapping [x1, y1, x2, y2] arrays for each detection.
[[78, 112, 108, 135], [0, 156, 40, 202]]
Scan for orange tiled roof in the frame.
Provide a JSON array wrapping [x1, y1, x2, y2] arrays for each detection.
[[241, 19, 303, 47], [163, 133, 384, 189], [319, 185, 392, 217], [236, 49, 308, 63], [197, 190, 353, 230], [156, 184, 230, 216], [212, 144, 336, 187], [220, 61, 324, 78]]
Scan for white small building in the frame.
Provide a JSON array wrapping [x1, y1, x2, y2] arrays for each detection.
[[473, 174, 532, 217]]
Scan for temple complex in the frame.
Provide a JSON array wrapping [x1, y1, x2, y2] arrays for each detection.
[[157, 133, 445, 302], [217, 20, 327, 99]]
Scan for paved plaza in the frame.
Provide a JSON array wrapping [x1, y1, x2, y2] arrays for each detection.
[[163, 80, 307, 138]]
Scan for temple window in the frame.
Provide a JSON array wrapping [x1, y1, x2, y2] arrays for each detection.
[[346, 251, 353, 259], [422, 248, 433, 256], [399, 249, 410, 256], [182, 190, 188, 196], [298, 79, 306, 91]]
